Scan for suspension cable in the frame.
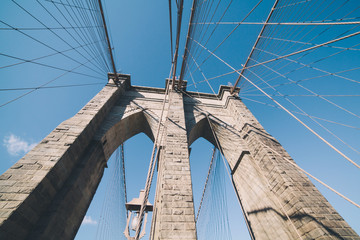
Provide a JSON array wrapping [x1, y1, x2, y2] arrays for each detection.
[[134, 80, 173, 239], [231, 0, 280, 93], [0, 56, 98, 108], [168, 0, 174, 63], [178, 0, 197, 86], [178, 86, 360, 238], [205, 114, 256, 240], [238, 30, 360, 74], [240, 96, 360, 131], [258, 141, 360, 209], [171, 0, 185, 82], [121, 144, 127, 204], [97, 0, 119, 82], [244, 65, 360, 155], [194, 21, 360, 26], [196, 146, 217, 222], [187, 35, 360, 169]]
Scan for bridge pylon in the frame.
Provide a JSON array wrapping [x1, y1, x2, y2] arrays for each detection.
[[0, 74, 358, 240]]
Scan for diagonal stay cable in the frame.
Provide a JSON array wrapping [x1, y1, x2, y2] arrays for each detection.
[[235, 30, 360, 80], [44, 0, 99, 12], [239, 0, 357, 90], [196, 147, 217, 222], [0, 56, 98, 109], [240, 96, 360, 131], [87, 0, 114, 69], [0, 39, 102, 70], [231, 0, 280, 93], [245, 65, 360, 155], [250, 49, 360, 120], [45, 0, 108, 72], [243, 2, 360, 83], [0, 19, 103, 76], [236, 0, 341, 90], [189, 63, 359, 91], [12, 0, 105, 75], [0, 52, 102, 79], [189, 36, 360, 169], [74, 0, 111, 72], [181, 89, 360, 236], [185, 0, 232, 78], [187, 0, 262, 79], [254, 46, 360, 84], [242, 94, 360, 97], [184, 60, 201, 98], [241, 66, 360, 94], [260, 141, 360, 209], [37, 0, 109, 73], [242, 23, 360, 89], [186, 48, 218, 96], [240, 73, 360, 169], [194, 21, 360, 26], [259, 36, 360, 52], [0, 25, 102, 31], [252, 40, 360, 88], [250, 3, 360, 85], [274, 0, 313, 10], [248, 0, 342, 79], [134, 80, 173, 240], [0, 82, 104, 91]]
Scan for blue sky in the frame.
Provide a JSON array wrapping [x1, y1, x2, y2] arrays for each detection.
[[1, 0, 359, 239]]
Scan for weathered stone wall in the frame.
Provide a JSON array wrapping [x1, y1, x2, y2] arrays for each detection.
[[0, 77, 358, 240], [151, 88, 197, 240], [0, 80, 124, 239], [184, 88, 360, 240]]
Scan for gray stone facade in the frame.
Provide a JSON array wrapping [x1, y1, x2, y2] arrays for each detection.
[[0, 74, 358, 239]]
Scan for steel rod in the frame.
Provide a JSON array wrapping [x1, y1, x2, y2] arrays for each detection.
[[97, 0, 119, 82]]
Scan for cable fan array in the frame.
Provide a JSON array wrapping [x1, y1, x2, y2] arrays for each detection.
[[95, 145, 127, 240], [0, 0, 116, 108], [178, 0, 360, 215], [196, 148, 232, 240]]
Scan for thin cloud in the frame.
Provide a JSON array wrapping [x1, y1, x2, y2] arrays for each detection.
[[3, 134, 37, 156], [82, 216, 97, 225]]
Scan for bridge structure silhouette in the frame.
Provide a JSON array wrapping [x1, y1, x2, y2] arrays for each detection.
[[0, 0, 359, 239]]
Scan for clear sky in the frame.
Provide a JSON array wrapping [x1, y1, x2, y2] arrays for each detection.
[[0, 0, 359, 239]]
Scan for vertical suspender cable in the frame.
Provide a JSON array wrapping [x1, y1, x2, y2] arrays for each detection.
[[171, 0, 185, 84], [168, 0, 174, 62], [196, 146, 216, 222], [121, 144, 127, 203], [205, 115, 256, 240], [178, 0, 198, 87]]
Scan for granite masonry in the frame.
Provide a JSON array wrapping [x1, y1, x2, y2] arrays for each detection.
[[0, 74, 358, 240]]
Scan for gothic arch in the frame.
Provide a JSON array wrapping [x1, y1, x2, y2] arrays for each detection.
[[187, 113, 299, 239], [98, 108, 156, 161], [188, 115, 216, 147], [1, 80, 358, 240]]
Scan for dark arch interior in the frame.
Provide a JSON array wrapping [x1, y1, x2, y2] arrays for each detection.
[[188, 117, 216, 147], [101, 110, 155, 160]]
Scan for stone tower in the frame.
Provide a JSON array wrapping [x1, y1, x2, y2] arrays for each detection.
[[0, 74, 358, 240]]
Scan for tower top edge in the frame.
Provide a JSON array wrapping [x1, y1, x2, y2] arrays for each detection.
[[106, 73, 240, 99]]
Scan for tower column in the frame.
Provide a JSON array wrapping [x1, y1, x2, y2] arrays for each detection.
[[210, 96, 360, 240], [0, 79, 125, 239], [151, 86, 197, 240]]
